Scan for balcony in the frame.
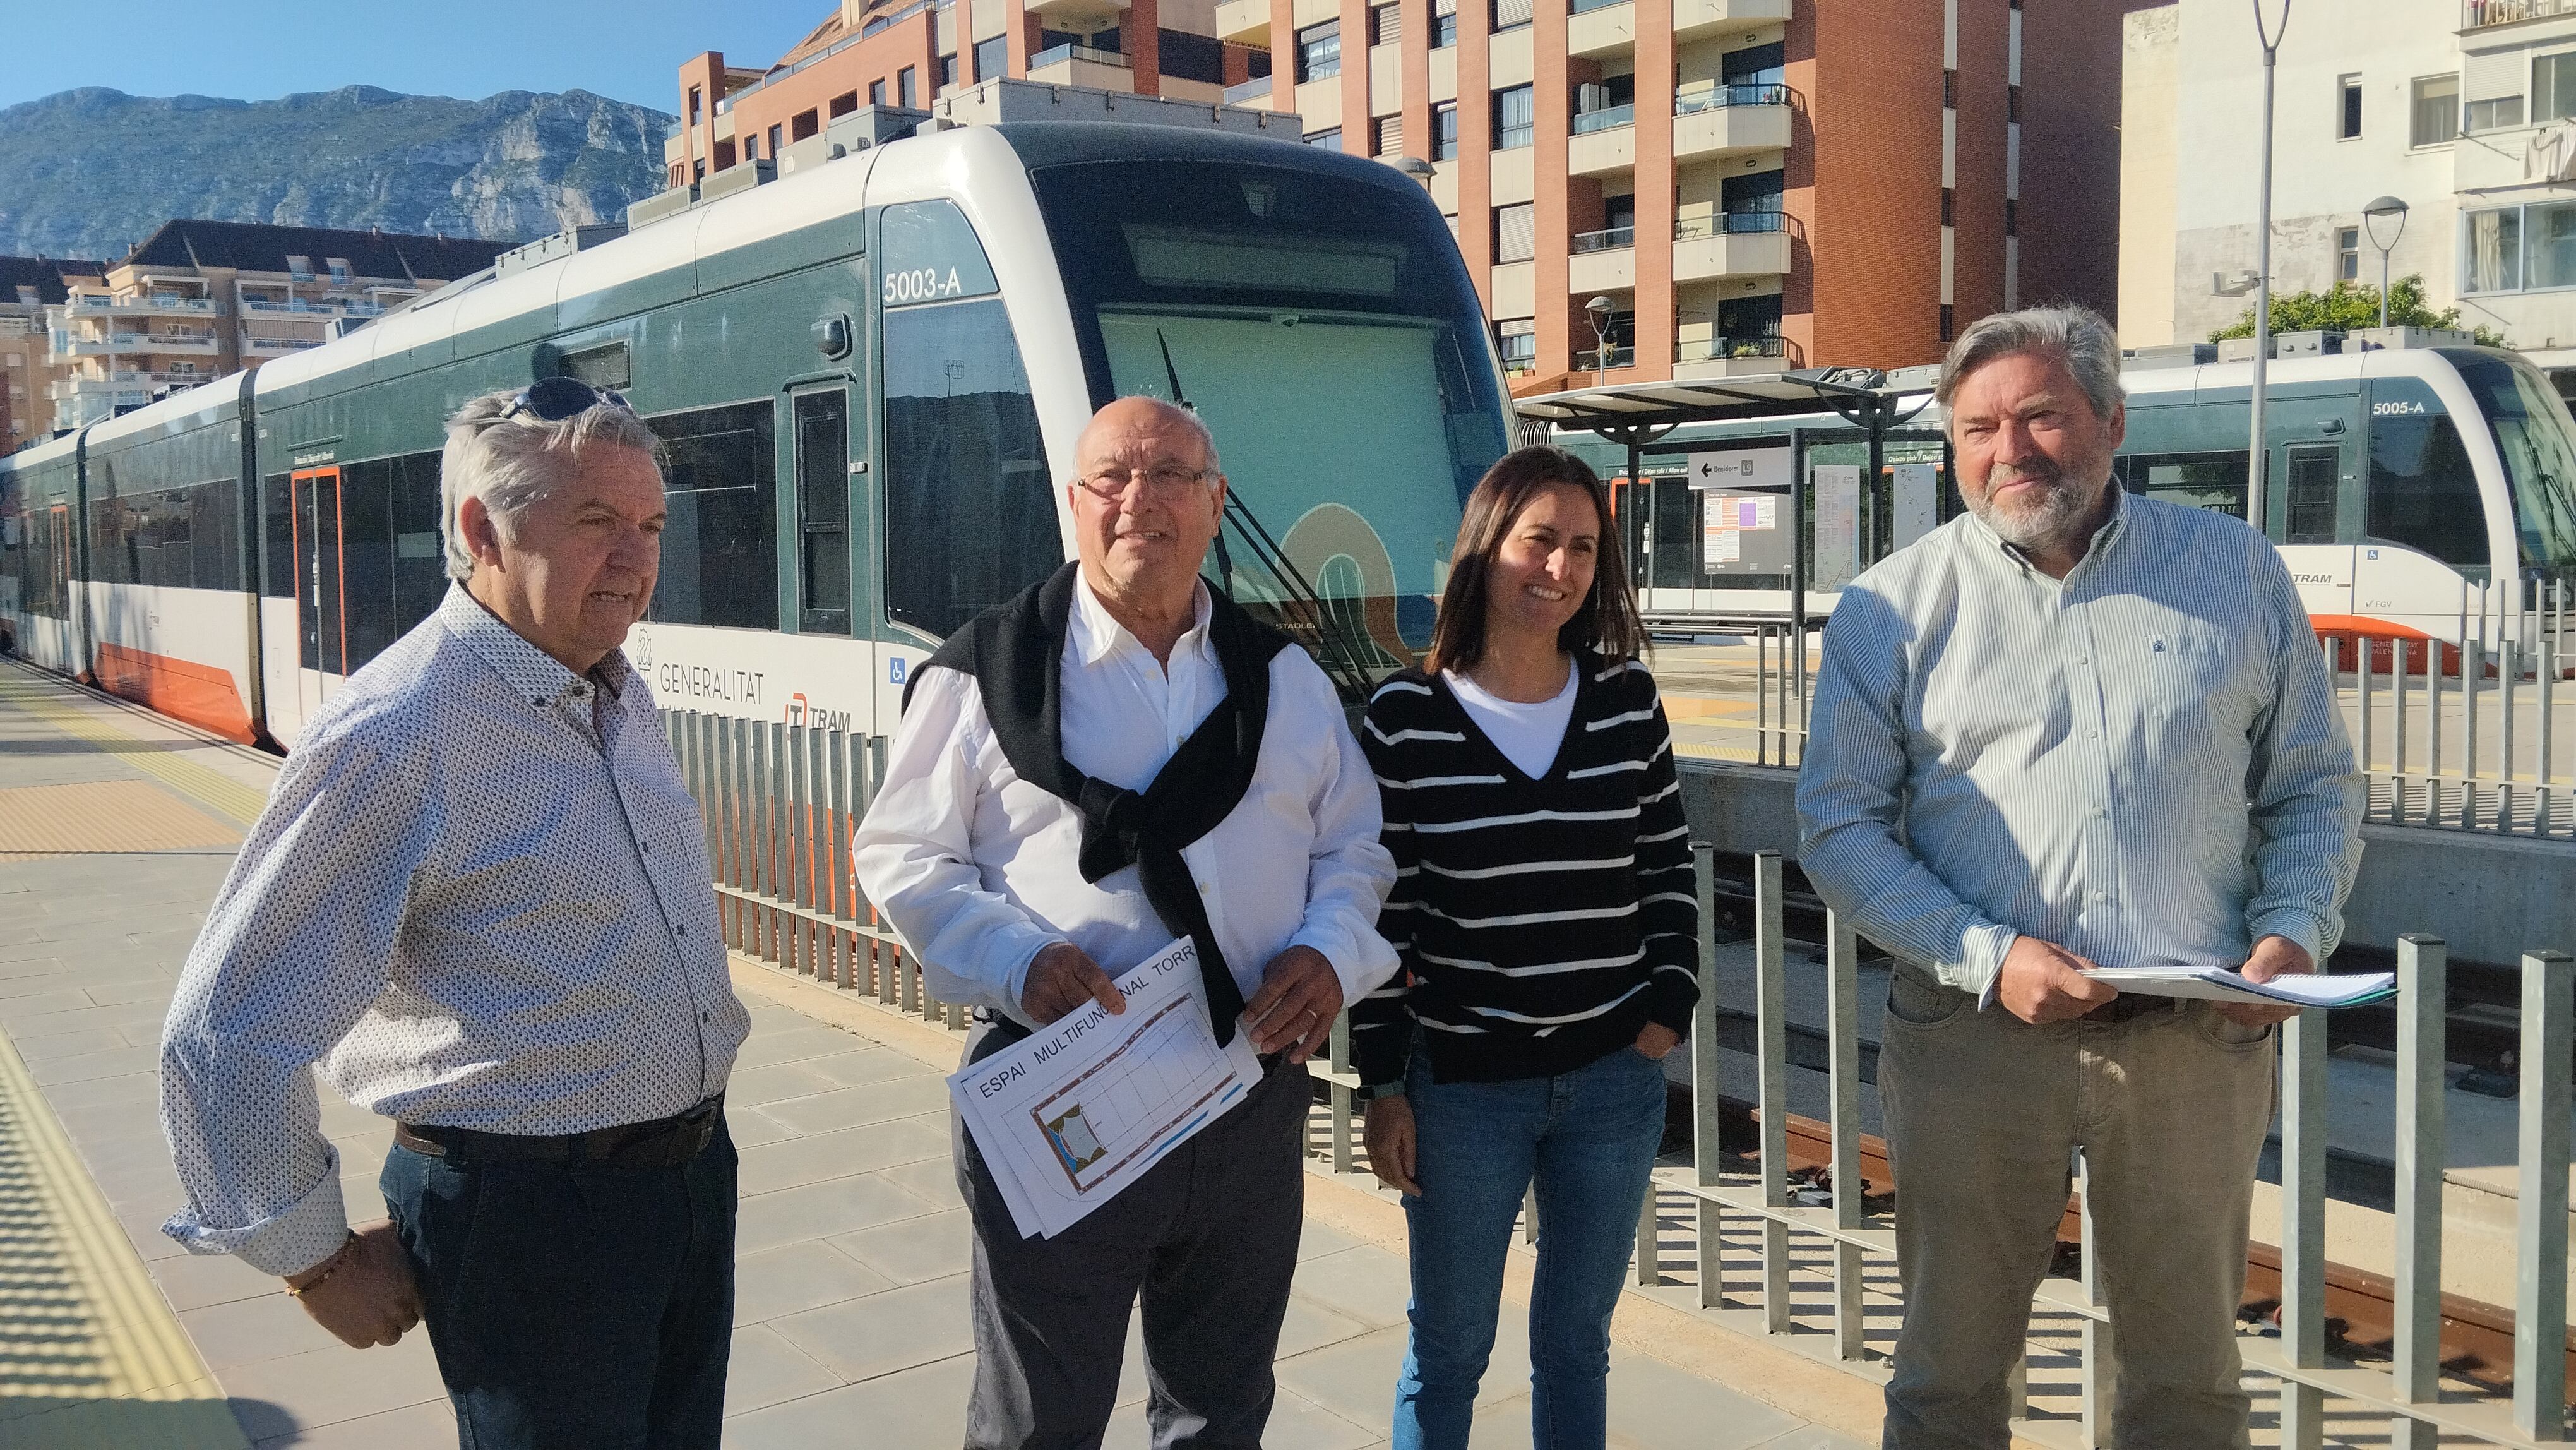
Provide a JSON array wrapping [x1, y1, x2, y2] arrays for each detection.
[[1571, 103, 1632, 135], [1674, 83, 1791, 160], [1571, 224, 1635, 253], [1568, 104, 1635, 176], [1567, 0, 1632, 57], [135, 333, 220, 354], [64, 294, 213, 316], [1575, 345, 1635, 373], [1029, 42, 1136, 90], [1217, 0, 1272, 46], [2464, 0, 2576, 25], [1568, 229, 1633, 293], [1674, 333, 1789, 379], [1028, 0, 1128, 17], [241, 335, 325, 357], [1674, 0, 1789, 39], [1223, 75, 1273, 105], [1673, 210, 1791, 283]]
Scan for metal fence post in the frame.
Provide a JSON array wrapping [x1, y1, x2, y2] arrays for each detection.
[[2279, 1007, 2329, 1450], [1691, 844, 1725, 1310], [2391, 934, 2447, 1450], [1755, 851, 1791, 1333], [1826, 908, 1863, 1360], [1327, 1012, 1355, 1175], [2515, 949, 2573, 1442], [2358, 635, 2375, 817], [785, 722, 808, 976], [2078, 1151, 2113, 1447]]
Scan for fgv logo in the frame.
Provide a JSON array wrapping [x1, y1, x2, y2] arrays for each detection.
[[628, 628, 654, 673]]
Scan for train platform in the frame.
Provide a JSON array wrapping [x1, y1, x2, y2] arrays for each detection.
[[0, 657, 1879, 1450]]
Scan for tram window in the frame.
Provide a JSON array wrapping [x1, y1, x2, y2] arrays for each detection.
[[2365, 381, 2486, 566], [2284, 448, 2340, 544], [339, 458, 402, 669], [2120, 453, 2248, 518], [86, 475, 242, 592], [647, 402, 779, 632], [795, 390, 852, 635], [262, 474, 294, 597], [881, 296, 1060, 639]]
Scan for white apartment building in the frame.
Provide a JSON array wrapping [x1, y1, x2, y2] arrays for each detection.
[[2123, 0, 2576, 374]]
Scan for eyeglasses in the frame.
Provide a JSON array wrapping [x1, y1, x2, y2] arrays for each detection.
[[499, 376, 633, 423], [1076, 465, 1213, 500]]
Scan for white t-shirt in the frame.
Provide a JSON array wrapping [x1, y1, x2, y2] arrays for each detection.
[[1443, 656, 1580, 779]]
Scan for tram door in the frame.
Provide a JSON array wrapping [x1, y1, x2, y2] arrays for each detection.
[[291, 465, 346, 718]]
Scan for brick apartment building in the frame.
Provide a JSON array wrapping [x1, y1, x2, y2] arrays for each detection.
[[672, 0, 2137, 388], [0, 258, 105, 452], [44, 221, 506, 431], [667, 0, 1270, 186]]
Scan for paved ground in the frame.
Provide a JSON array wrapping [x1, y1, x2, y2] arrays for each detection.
[[0, 657, 1868, 1449]]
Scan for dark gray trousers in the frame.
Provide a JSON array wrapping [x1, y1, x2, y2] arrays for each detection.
[[954, 1019, 1309, 1450]]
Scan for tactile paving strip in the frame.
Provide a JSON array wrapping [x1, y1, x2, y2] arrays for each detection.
[[0, 781, 243, 861]]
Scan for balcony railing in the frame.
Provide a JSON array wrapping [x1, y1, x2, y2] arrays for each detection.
[[1571, 103, 1634, 135], [1030, 41, 1131, 69], [1577, 344, 1635, 371], [242, 335, 324, 352], [1676, 209, 1787, 241], [2464, 0, 2576, 25], [1223, 75, 1273, 105], [1678, 335, 1788, 362], [1570, 0, 1624, 13], [1571, 224, 1636, 253], [1675, 81, 1790, 116], [713, 0, 958, 114], [66, 295, 213, 313]]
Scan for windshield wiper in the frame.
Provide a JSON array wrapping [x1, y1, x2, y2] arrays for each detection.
[[1155, 331, 1385, 705]]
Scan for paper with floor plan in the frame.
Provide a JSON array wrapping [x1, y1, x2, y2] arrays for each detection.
[[2082, 966, 2398, 1009], [950, 937, 1263, 1238]]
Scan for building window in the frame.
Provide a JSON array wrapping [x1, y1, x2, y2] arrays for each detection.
[[689, 87, 703, 126], [1498, 329, 1537, 369], [939, 53, 958, 92], [792, 109, 820, 140], [900, 66, 917, 108], [2539, 52, 2576, 123], [1306, 128, 1343, 147], [1160, 28, 1226, 84], [2412, 74, 2459, 147], [1432, 101, 1460, 159], [1493, 202, 1535, 263], [2337, 73, 2363, 139], [1940, 188, 1954, 227], [693, 159, 707, 182], [768, 123, 784, 156], [871, 80, 888, 105], [2466, 199, 2576, 294], [2337, 225, 2361, 282], [1433, 0, 1458, 47], [1940, 303, 1955, 342], [832, 90, 859, 117], [2005, 198, 2017, 237], [1492, 0, 1532, 31], [1296, 20, 1341, 82], [2007, 85, 2020, 123], [1943, 69, 1956, 109], [1373, 114, 1404, 157], [1371, 2, 1401, 44], [975, 35, 1007, 80], [2468, 94, 2525, 132], [1492, 85, 1534, 150], [742, 135, 758, 159]]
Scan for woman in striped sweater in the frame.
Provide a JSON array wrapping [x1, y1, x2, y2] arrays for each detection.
[[1356, 445, 1698, 1450]]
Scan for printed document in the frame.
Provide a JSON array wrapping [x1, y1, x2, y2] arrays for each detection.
[[2082, 966, 2397, 1009], [950, 937, 1263, 1238]]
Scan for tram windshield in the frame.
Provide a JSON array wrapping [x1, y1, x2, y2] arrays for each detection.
[[2445, 350, 2576, 570], [1030, 157, 1512, 693]]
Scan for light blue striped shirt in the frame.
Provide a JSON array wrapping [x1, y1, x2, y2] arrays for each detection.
[[1795, 488, 2364, 1000]]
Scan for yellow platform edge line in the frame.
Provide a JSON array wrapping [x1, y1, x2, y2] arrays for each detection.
[[0, 1027, 249, 1449], [0, 669, 268, 830]]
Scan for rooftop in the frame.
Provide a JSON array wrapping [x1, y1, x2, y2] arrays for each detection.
[[117, 220, 511, 285]]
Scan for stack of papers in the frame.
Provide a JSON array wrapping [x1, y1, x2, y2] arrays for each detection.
[[949, 937, 1263, 1238], [2082, 966, 2397, 1009]]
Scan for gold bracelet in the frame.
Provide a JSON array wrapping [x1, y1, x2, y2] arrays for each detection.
[[283, 1233, 359, 1299]]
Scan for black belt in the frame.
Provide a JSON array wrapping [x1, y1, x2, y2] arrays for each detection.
[[395, 1096, 724, 1169]]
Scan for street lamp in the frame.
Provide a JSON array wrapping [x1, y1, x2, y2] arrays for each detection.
[[2363, 194, 2411, 329], [1585, 294, 1614, 385], [2246, 0, 2293, 536], [1393, 156, 1436, 185]]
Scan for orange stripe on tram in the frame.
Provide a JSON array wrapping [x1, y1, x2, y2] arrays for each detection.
[[92, 642, 257, 745]]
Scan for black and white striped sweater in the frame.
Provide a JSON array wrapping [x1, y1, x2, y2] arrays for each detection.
[[1352, 650, 1700, 1087]]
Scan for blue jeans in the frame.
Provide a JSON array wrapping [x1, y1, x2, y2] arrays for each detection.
[[380, 1118, 738, 1449], [1392, 1045, 1668, 1450]]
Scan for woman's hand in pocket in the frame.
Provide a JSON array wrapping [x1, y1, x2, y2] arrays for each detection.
[[1364, 1096, 1421, 1196]]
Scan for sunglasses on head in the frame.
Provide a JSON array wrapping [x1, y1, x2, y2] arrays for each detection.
[[500, 376, 633, 422]]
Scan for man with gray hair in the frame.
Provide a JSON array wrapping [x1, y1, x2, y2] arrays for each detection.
[[1795, 305, 2362, 1447], [160, 378, 751, 1447]]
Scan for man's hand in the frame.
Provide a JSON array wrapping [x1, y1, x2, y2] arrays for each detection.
[[285, 1219, 420, 1349], [2221, 935, 2315, 1028], [1996, 936, 2118, 1025], [1243, 945, 1342, 1063], [1363, 1095, 1421, 1195], [1021, 942, 1125, 1026], [1634, 1023, 1681, 1060]]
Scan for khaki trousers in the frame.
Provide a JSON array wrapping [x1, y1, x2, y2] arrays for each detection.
[[1874, 968, 2278, 1450]]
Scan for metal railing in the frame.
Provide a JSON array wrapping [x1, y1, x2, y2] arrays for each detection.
[[1676, 209, 1788, 241], [1577, 344, 1636, 371], [1676, 81, 1790, 116], [1678, 335, 1790, 363], [1571, 224, 1636, 253], [1223, 75, 1273, 104], [2466, 0, 2576, 25], [2327, 577, 2570, 839], [659, 710, 966, 1028], [1030, 41, 1131, 69], [1569, 0, 1625, 13], [713, 0, 957, 114], [1571, 103, 1634, 135]]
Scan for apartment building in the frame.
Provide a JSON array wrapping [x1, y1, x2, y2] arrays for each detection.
[[1217, 0, 2136, 389], [2123, 0, 2576, 362], [0, 258, 105, 452], [667, 0, 1269, 186], [43, 221, 506, 431]]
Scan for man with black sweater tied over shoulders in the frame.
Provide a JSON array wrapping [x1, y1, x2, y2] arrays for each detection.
[[851, 396, 1398, 1450]]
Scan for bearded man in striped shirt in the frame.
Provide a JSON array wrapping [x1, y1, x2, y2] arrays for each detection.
[[1796, 304, 2363, 1450]]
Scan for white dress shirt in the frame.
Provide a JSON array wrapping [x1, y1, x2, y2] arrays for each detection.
[[852, 575, 1400, 1027], [160, 587, 750, 1276]]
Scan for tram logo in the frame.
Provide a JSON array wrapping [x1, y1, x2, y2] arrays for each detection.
[[786, 692, 854, 733]]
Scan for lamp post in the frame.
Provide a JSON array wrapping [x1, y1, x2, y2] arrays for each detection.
[[1585, 294, 1614, 385], [1393, 156, 1437, 186], [2363, 194, 2411, 329], [2247, 0, 2293, 536]]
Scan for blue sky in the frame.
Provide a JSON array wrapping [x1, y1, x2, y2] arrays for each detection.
[[0, 1, 832, 116]]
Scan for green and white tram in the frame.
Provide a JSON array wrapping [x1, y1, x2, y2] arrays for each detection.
[[0, 120, 1511, 747]]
